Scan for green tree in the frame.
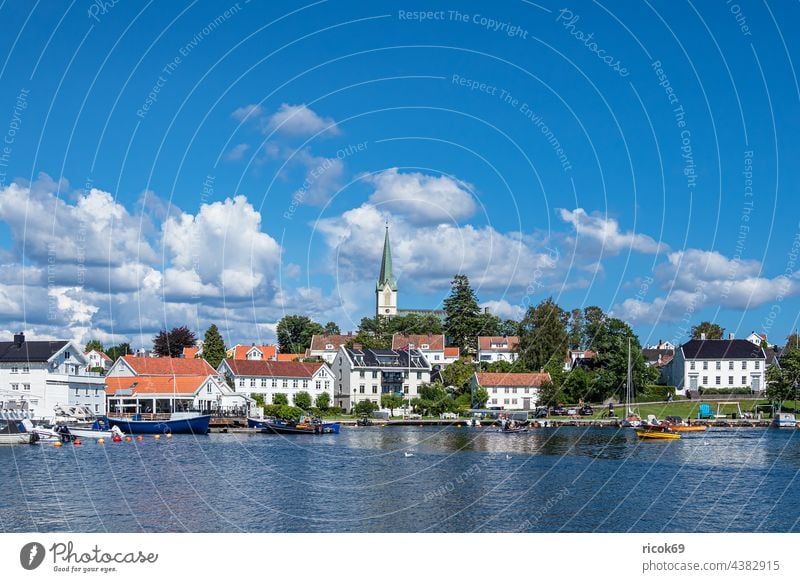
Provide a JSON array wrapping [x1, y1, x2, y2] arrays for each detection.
[[201, 324, 227, 369], [471, 386, 489, 408], [389, 313, 444, 335], [415, 383, 458, 415], [766, 349, 800, 405], [380, 393, 406, 416], [323, 321, 341, 335], [690, 321, 725, 340], [153, 326, 197, 358], [476, 312, 502, 337], [84, 339, 104, 353], [440, 359, 476, 393], [276, 315, 325, 353], [561, 366, 594, 403], [586, 317, 647, 402], [583, 306, 606, 345], [315, 392, 331, 411], [273, 393, 289, 405], [106, 343, 131, 362], [517, 298, 569, 372], [499, 319, 521, 337], [567, 308, 584, 349], [351, 316, 393, 349], [354, 400, 378, 416], [536, 379, 563, 406], [293, 391, 312, 410], [443, 274, 483, 352]]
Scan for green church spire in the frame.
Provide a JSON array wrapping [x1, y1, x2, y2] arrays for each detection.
[[377, 223, 397, 291]]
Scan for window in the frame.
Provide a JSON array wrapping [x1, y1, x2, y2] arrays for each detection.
[[22, 365, 29, 374], [95, 404, 99, 412], [65, 351, 70, 359], [324, 381, 330, 390], [742, 376, 747, 385], [372, 386, 377, 394], [282, 379, 288, 388], [504, 398, 510, 404], [728, 376, 734, 385], [403, 386, 409, 394], [272, 379, 277, 388], [703, 361, 708, 370], [755, 361, 760, 370], [702, 376, 708, 385], [250, 378, 256, 387], [11, 383, 18, 391], [742, 361, 747, 369], [359, 385, 365, 394], [359, 371, 365, 378], [75, 388, 79, 396], [689, 361, 695, 370], [23, 384, 30, 391], [715, 377, 721, 385], [207, 384, 212, 393], [504, 387, 509, 394], [10, 366, 18, 374], [303, 380, 308, 388], [372, 371, 378, 378], [416, 372, 422, 380], [434, 355, 440, 360], [325, 344, 334, 350], [512, 388, 517, 394], [316, 381, 321, 390], [261, 379, 267, 387], [715, 361, 721, 370], [239, 378, 245, 387], [403, 371, 409, 379], [421, 344, 429, 349], [292, 379, 298, 389]]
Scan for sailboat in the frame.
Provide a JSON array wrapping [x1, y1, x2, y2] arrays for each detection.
[[621, 337, 642, 428]]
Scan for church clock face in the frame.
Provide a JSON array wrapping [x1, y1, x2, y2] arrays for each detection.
[[385, 309, 390, 313]]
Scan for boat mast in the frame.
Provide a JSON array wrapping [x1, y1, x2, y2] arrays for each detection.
[[626, 337, 632, 415]]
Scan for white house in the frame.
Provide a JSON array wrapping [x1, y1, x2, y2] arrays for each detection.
[[661, 338, 767, 394], [307, 333, 355, 363], [392, 333, 449, 368], [443, 346, 460, 365], [84, 349, 112, 373], [477, 336, 519, 363], [0, 332, 106, 419], [107, 355, 218, 378], [471, 372, 551, 410], [745, 331, 768, 347], [227, 344, 278, 361], [106, 374, 247, 415], [217, 359, 334, 406], [332, 345, 432, 412]]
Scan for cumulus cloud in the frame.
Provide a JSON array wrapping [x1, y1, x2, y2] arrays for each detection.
[[481, 299, 525, 320], [558, 208, 667, 255], [365, 168, 477, 225], [225, 143, 250, 161], [233, 103, 340, 137]]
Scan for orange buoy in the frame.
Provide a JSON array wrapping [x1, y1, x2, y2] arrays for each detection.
[[136, 435, 143, 441], [53, 441, 62, 447], [125, 436, 132, 442], [154, 435, 161, 440], [73, 439, 82, 446], [165, 433, 172, 439], [112, 435, 122, 443], [97, 438, 105, 444]]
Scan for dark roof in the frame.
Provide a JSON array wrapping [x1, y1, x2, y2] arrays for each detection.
[[681, 339, 765, 360], [642, 348, 674, 361], [0, 339, 68, 362], [344, 347, 430, 369]]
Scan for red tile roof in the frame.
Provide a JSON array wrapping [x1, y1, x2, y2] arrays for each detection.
[[392, 333, 445, 351], [222, 359, 323, 378], [478, 336, 519, 351], [231, 345, 277, 360], [475, 372, 551, 387], [276, 353, 303, 362], [309, 334, 353, 351], [182, 347, 199, 359], [444, 347, 460, 358], [106, 375, 210, 396], [120, 355, 216, 376]]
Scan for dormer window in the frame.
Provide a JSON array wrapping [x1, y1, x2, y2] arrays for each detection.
[[421, 344, 429, 350], [325, 344, 334, 350]]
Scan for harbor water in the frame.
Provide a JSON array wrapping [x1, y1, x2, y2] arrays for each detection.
[[1, 426, 798, 532]]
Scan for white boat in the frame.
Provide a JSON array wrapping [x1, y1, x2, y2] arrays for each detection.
[[772, 412, 797, 428], [68, 424, 124, 440], [0, 417, 37, 445]]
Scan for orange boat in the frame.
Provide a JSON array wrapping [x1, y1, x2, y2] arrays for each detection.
[[670, 425, 706, 433]]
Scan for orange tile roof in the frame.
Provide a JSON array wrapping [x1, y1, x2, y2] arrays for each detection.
[[121, 355, 216, 376], [182, 347, 199, 359], [475, 372, 551, 388], [231, 344, 277, 360], [444, 347, 460, 358], [222, 359, 322, 377], [478, 336, 520, 351], [106, 375, 210, 396], [276, 353, 303, 362], [392, 334, 445, 351]]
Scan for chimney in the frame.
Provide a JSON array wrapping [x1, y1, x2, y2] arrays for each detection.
[[700, 333, 706, 340], [13, 332, 24, 347]]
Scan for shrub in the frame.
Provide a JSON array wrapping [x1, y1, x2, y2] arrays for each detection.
[[293, 391, 312, 410], [698, 387, 753, 395], [272, 393, 289, 405], [354, 400, 378, 416]]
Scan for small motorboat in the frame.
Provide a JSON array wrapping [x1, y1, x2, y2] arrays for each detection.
[[771, 412, 797, 428], [669, 424, 707, 433], [259, 417, 340, 435], [635, 428, 681, 440], [0, 418, 38, 445], [356, 415, 373, 427]]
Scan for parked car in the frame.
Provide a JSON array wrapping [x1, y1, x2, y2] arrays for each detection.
[[534, 407, 548, 418], [579, 405, 594, 416], [550, 405, 567, 416]]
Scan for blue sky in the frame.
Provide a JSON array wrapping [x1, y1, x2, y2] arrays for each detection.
[[0, 0, 799, 349]]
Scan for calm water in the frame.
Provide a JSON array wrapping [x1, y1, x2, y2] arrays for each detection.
[[1, 426, 799, 532]]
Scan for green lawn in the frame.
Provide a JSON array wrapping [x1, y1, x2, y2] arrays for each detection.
[[579, 399, 771, 421]]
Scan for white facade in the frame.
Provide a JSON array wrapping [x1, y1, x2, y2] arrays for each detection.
[[84, 350, 111, 373], [477, 337, 519, 363], [217, 360, 334, 406], [332, 346, 432, 412], [0, 341, 105, 419], [663, 342, 767, 395]]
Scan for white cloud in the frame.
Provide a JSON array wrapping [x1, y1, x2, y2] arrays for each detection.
[[225, 143, 250, 161], [365, 168, 477, 225], [293, 149, 345, 206], [558, 208, 667, 255], [481, 299, 525, 320], [266, 103, 340, 137], [231, 104, 263, 122]]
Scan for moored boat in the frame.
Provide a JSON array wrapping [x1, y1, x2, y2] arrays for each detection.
[[670, 424, 707, 432], [0, 418, 38, 445], [105, 412, 211, 435], [771, 412, 797, 429], [259, 417, 340, 435], [635, 428, 681, 440]]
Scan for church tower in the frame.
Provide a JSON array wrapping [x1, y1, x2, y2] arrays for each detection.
[[376, 224, 398, 317]]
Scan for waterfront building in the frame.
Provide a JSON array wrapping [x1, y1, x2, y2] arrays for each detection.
[[105, 374, 245, 415], [0, 332, 106, 418], [471, 371, 551, 410], [84, 349, 112, 373], [660, 337, 766, 394], [226, 344, 278, 361], [217, 359, 334, 406], [106, 355, 217, 377], [307, 333, 355, 363], [332, 344, 432, 412], [477, 336, 520, 363]]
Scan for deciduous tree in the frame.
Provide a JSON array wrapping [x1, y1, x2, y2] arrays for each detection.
[[691, 321, 725, 340], [276, 315, 324, 353], [84, 339, 104, 353], [517, 298, 569, 372], [153, 326, 197, 358]]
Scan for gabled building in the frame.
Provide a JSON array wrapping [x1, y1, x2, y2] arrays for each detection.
[[332, 345, 432, 412], [307, 333, 355, 363], [746, 331, 768, 347], [217, 359, 334, 406], [443, 347, 460, 365], [471, 371, 551, 410], [392, 333, 449, 367], [106, 355, 217, 377], [661, 338, 766, 394], [563, 349, 597, 371], [477, 336, 519, 363], [84, 349, 112, 373], [0, 332, 106, 419], [105, 375, 246, 415], [226, 344, 278, 361]]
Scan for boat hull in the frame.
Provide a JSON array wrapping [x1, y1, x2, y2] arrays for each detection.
[[105, 415, 211, 435], [0, 433, 37, 445], [635, 429, 681, 440], [259, 420, 340, 435], [670, 425, 706, 432]]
